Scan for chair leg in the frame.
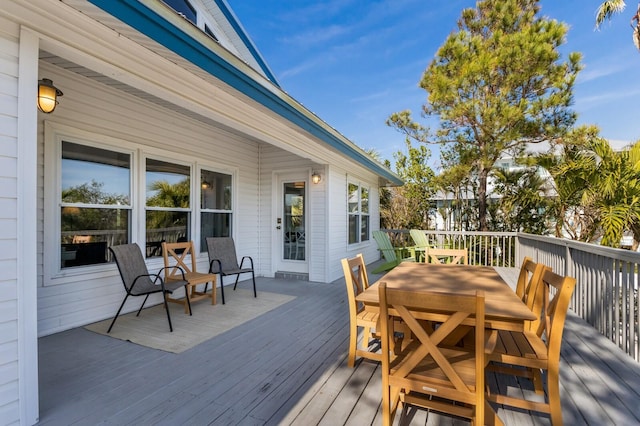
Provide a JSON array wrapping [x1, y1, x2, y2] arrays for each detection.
[[184, 285, 192, 316], [233, 274, 240, 291], [548, 366, 563, 426], [107, 295, 129, 333], [220, 275, 225, 304], [136, 294, 150, 316], [348, 322, 358, 367], [162, 293, 173, 332], [251, 272, 257, 297]]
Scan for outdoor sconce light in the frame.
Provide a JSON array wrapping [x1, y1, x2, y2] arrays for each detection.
[[37, 78, 63, 113], [311, 172, 322, 184], [201, 180, 211, 189]]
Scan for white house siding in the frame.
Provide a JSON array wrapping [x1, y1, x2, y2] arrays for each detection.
[[257, 144, 327, 281], [35, 63, 261, 336], [326, 165, 382, 283], [0, 15, 20, 425]]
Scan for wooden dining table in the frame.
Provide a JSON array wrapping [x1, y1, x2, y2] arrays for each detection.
[[357, 262, 536, 331], [357, 262, 536, 425]]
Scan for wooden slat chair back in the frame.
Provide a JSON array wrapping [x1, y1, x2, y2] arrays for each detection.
[[108, 243, 190, 333], [341, 254, 381, 367], [379, 282, 488, 425], [426, 248, 468, 265], [487, 269, 577, 426], [372, 230, 415, 273], [408, 229, 429, 262], [516, 257, 550, 331], [162, 240, 217, 312]]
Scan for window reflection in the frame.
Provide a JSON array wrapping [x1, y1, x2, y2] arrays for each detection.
[[60, 142, 131, 269], [145, 159, 191, 257]]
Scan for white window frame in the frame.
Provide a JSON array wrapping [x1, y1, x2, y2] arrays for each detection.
[[347, 179, 371, 246], [44, 123, 237, 285]]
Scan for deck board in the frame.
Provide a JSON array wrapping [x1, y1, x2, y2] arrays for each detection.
[[37, 268, 640, 425]]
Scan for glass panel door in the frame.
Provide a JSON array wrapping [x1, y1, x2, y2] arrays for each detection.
[[283, 181, 305, 261]]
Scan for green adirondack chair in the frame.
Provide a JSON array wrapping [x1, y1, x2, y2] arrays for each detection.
[[409, 229, 430, 262], [372, 230, 415, 273]]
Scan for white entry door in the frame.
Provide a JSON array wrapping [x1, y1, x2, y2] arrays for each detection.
[[276, 173, 308, 274]]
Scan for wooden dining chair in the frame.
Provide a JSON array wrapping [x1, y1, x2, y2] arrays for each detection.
[[516, 257, 550, 331], [487, 269, 577, 426], [426, 248, 468, 265], [341, 254, 381, 367], [379, 282, 493, 426], [162, 240, 217, 313]]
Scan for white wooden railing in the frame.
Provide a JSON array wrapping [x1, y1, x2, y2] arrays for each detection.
[[382, 230, 640, 361]]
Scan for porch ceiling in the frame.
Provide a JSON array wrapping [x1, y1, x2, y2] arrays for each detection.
[[39, 50, 257, 144]]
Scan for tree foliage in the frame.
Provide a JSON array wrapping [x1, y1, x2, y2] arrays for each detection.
[[388, 0, 581, 231], [595, 1, 640, 50]]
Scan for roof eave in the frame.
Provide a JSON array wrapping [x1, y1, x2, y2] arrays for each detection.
[[87, 0, 403, 187]]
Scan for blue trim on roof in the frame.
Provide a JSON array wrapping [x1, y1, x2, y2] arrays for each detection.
[[212, 0, 280, 87], [87, 0, 402, 185]]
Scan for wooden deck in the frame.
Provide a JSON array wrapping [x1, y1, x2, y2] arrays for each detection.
[[37, 265, 640, 425]]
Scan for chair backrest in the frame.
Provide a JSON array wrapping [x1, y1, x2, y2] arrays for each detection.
[[536, 269, 577, 361], [379, 282, 486, 423], [206, 237, 240, 272], [516, 257, 550, 331], [109, 243, 151, 292], [372, 230, 397, 263], [409, 229, 430, 250], [426, 248, 468, 265], [162, 240, 197, 279], [341, 254, 369, 319]]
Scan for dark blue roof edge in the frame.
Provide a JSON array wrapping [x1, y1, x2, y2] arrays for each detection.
[[87, 0, 403, 186], [212, 0, 280, 87]]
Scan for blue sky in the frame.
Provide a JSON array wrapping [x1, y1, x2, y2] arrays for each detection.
[[232, 1, 639, 169]]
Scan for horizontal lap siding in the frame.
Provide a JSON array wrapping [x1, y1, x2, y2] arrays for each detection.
[[0, 14, 20, 425], [326, 166, 381, 283], [36, 63, 260, 336]]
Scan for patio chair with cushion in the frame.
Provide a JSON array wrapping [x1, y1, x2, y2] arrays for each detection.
[[487, 269, 577, 426], [108, 243, 191, 333], [372, 230, 415, 274], [162, 240, 217, 312], [379, 282, 492, 425], [341, 254, 381, 367], [206, 237, 256, 305]]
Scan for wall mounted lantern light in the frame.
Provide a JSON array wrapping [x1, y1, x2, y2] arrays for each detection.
[[311, 171, 322, 184], [37, 78, 63, 113]]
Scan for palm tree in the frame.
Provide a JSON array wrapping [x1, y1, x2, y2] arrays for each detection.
[[596, 1, 640, 50]]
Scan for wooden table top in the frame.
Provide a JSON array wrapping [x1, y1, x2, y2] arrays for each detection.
[[357, 262, 536, 331]]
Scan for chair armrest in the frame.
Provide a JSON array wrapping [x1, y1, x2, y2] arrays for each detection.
[[209, 258, 223, 274], [131, 273, 166, 292], [239, 256, 254, 269], [157, 265, 186, 281]]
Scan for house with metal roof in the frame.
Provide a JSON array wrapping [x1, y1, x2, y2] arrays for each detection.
[[0, 0, 401, 423]]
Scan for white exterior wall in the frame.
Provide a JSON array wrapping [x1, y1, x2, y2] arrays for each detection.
[[325, 165, 382, 283], [258, 144, 327, 281], [0, 15, 21, 425], [36, 63, 261, 336]]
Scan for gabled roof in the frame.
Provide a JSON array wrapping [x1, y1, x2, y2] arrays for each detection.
[[87, 0, 402, 186]]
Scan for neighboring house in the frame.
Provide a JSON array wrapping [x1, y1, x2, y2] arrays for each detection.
[[0, 0, 401, 423]]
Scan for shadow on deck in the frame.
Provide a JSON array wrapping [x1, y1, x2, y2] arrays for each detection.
[[37, 266, 640, 425]]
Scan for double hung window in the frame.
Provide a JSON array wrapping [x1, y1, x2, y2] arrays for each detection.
[[51, 130, 234, 272], [348, 182, 370, 244]]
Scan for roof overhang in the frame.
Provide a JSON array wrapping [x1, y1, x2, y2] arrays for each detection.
[[86, 0, 403, 186]]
